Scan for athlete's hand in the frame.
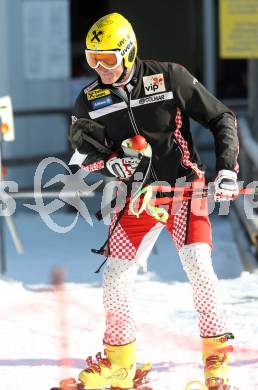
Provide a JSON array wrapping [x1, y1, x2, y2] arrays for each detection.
[[69, 117, 105, 152], [213, 169, 239, 202], [106, 155, 140, 179]]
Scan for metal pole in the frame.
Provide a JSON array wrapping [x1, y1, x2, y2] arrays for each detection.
[[4, 215, 24, 255], [202, 0, 216, 95], [0, 117, 5, 273], [248, 60, 258, 141]]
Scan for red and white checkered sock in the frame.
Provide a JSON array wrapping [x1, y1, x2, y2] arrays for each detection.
[[179, 243, 228, 337]]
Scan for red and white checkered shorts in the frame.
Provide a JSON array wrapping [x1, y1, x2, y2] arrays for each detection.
[[105, 178, 212, 261]]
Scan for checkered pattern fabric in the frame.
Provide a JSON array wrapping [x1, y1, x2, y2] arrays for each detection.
[[82, 159, 105, 172], [171, 200, 189, 249], [103, 258, 139, 345], [107, 200, 191, 260], [179, 243, 228, 337], [234, 128, 240, 173], [107, 214, 137, 260], [174, 107, 204, 178]]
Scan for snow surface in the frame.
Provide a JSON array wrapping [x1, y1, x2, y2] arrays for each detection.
[[1, 210, 258, 390]]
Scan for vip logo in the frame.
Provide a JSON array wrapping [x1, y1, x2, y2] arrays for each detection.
[[91, 30, 103, 43], [143, 73, 166, 95]]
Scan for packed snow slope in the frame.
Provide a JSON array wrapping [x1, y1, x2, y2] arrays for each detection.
[[0, 211, 257, 389]]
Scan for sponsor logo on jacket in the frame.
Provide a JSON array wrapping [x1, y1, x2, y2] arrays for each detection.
[[139, 93, 166, 105], [92, 96, 113, 110], [143, 73, 166, 95], [87, 89, 111, 100]]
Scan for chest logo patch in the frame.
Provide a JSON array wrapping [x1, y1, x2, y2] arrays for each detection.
[[87, 89, 111, 100], [92, 96, 113, 110], [143, 73, 166, 95]]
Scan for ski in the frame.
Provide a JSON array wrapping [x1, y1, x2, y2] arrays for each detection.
[[184, 381, 207, 389], [132, 363, 152, 388], [50, 363, 153, 390], [50, 383, 152, 390], [184, 380, 240, 390]]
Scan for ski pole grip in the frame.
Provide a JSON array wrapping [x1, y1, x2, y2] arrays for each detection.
[[91, 248, 105, 255]]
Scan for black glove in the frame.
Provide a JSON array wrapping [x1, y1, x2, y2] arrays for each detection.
[[69, 117, 110, 155]]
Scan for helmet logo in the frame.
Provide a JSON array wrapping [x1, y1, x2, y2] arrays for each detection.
[[91, 30, 103, 43], [118, 34, 130, 48], [118, 38, 126, 47], [96, 15, 113, 29], [120, 41, 133, 56]]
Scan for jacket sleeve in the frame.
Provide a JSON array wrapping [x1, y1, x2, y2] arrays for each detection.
[[169, 63, 239, 173], [71, 90, 114, 177]]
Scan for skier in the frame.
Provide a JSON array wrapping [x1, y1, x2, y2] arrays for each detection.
[[69, 13, 239, 389]]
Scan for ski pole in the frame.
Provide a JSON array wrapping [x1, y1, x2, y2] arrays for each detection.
[[149, 186, 258, 205], [150, 185, 258, 196]]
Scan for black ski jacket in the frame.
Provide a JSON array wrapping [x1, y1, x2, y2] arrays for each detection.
[[73, 57, 239, 186]]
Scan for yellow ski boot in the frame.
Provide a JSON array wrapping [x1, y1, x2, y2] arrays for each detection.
[[202, 333, 234, 389], [78, 341, 136, 389]]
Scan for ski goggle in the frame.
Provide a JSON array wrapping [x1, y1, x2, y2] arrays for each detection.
[[85, 50, 123, 70]]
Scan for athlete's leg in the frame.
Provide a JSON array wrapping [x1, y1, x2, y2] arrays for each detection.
[[79, 206, 163, 388], [103, 206, 164, 344], [178, 242, 228, 337], [167, 177, 233, 386]]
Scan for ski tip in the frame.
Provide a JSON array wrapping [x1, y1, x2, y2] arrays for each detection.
[[185, 381, 208, 390], [55, 377, 78, 390], [133, 362, 152, 388], [137, 362, 152, 372], [184, 382, 240, 390]]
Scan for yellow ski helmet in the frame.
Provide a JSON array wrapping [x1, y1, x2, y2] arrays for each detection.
[[85, 13, 137, 70]]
